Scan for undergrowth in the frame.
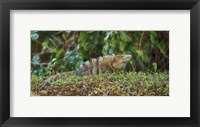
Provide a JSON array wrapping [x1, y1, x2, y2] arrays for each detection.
[[31, 72, 169, 96]]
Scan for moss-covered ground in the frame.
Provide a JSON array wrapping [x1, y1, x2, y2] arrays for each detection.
[[31, 72, 169, 96]]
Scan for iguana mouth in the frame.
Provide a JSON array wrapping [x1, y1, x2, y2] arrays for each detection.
[[123, 55, 132, 63]]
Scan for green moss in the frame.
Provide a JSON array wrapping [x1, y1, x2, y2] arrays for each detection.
[[31, 72, 169, 96]]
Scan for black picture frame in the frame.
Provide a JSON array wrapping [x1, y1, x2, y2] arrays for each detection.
[[0, 0, 200, 127]]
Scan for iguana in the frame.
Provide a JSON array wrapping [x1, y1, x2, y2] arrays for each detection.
[[37, 54, 132, 95]]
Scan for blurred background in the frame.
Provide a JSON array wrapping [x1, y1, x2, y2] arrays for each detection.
[[31, 31, 169, 76]]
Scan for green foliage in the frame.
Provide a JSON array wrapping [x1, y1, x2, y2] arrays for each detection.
[[152, 63, 157, 72], [31, 72, 169, 96], [31, 31, 169, 76], [31, 74, 44, 92], [31, 74, 43, 84]]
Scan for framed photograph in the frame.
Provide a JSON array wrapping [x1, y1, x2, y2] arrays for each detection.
[[0, 0, 199, 126]]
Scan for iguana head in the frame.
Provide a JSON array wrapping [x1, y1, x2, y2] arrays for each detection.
[[111, 54, 132, 71]]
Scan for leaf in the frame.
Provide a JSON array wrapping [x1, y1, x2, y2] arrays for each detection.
[[137, 58, 145, 70], [130, 60, 134, 65], [152, 63, 157, 72], [83, 42, 90, 51], [102, 43, 109, 55], [80, 50, 89, 59], [108, 49, 113, 54], [119, 41, 126, 51], [49, 38, 58, 49], [55, 48, 65, 60], [42, 42, 48, 51], [75, 61, 84, 69], [119, 32, 131, 42], [32, 55, 40, 64], [47, 58, 57, 68], [136, 50, 143, 57], [51, 47, 57, 53], [127, 43, 137, 53], [104, 33, 110, 42], [157, 40, 168, 58], [31, 33, 39, 40], [150, 32, 157, 44], [104, 31, 113, 42]]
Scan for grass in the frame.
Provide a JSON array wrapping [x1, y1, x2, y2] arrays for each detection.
[[31, 72, 169, 96]]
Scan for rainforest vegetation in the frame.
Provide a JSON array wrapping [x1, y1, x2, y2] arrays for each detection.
[[31, 31, 169, 96]]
